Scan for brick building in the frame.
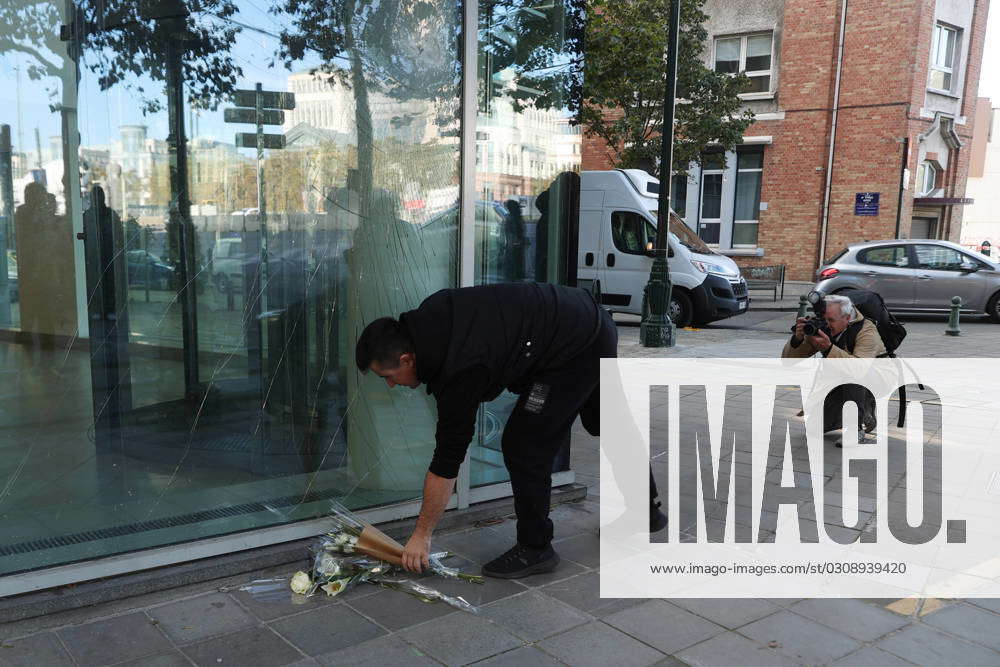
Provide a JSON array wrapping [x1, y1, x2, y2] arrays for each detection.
[[581, 0, 992, 281]]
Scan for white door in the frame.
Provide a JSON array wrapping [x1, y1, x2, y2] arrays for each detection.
[[599, 209, 656, 314], [577, 209, 602, 286]]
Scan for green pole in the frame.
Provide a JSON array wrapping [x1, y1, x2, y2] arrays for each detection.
[[945, 296, 961, 336], [640, 0, 680, 347]]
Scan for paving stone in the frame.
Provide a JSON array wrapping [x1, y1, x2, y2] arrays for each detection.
[[480, 590, 590, 642], [876, 624, 1000, 666], [922, 603, 1000, 651], [148, 592, 257, 644], [268, 604, 385, 656], [180, 626, 303, 666], [516, 558, 588, 587], [968, 598, 1000, 614], [429, 571, 527, 607], [57, 612, 173, 667], [790, 598, 908, 641], [227, 584, 342, 622], [346, 589, 457, 631], [435, 528, 516, 565], [668, 598, 781, 629], [830, 647, 916, 667], [114, 650, 195, 666], [0, 632, 74, 666], [739, 610, 861, 664], [552, 532, 601, 568], [677, 630, 800, 667], [603, 600, 726, 654], [541, 571, 610, 612], [314, 635, 437, 666], [537, 621, 664, 667], [474, 645, 565, 666], [399, 609, 523, 665]]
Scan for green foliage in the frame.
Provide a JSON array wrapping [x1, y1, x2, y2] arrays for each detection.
[[579, 0, 754, 176]]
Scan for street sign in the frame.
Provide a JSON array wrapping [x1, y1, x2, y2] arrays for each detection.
[[233, 89, 296, 110], [235, 133, 286, 150], [854, 192, 880, 216], [224, 107, 284, 125]]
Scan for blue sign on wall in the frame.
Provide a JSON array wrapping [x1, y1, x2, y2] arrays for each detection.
[[855, 192, 880, 216]]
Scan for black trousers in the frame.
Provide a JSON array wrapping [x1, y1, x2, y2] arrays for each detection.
[[501, 309, 660, 549]]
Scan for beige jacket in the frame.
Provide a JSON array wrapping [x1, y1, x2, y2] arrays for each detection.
[[781, 310, 886, 359]]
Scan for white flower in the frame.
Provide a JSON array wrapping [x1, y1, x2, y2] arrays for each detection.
[[289, 571, 312, 595], [317, 554, 341, 578], [321, 578, 350, 597], [334, 532, 351, 545]]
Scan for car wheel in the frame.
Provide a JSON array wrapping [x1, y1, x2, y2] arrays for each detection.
[[669, 290, 693, 328], [987, 292, 1000, 324]]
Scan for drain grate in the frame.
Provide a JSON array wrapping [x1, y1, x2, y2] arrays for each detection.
[[0, 487, 346, 557]]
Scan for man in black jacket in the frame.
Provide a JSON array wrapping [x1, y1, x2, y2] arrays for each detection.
[[356, 282, 666, 579]]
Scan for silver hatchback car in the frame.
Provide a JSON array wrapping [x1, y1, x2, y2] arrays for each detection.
[[814, 239, 1000, 323]]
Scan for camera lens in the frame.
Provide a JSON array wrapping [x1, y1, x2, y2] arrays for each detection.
[[803, 321, 817, 336]]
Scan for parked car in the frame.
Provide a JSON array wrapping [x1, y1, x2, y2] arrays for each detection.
[[126, 250, 176, 290], [814, 239, 1000, 322]]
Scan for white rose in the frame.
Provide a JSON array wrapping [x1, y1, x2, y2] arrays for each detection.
[[289, 571, 312, 595]]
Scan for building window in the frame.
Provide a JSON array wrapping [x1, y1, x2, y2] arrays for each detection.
[[715, 33, 773, 94], [732, 149, 763, 246], [670, 173, 687, 220], [916, 161, 938, 195], [929, 23, 959, 92], [698, 152, 725, 244]]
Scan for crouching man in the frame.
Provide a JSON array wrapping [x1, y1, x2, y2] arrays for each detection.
[[355, 282, 666, 579], [782, 293, 884, 445]]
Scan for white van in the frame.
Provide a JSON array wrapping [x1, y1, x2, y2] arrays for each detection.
[[577, 169, 749, 327]]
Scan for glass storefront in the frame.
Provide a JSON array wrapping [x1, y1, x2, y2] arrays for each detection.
[[0, 0, 466, 579], [0, 0, 582, 586], [469, 0, 582, 487]]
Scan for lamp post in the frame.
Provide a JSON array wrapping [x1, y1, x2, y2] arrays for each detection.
[[640, 0, 680, 347]]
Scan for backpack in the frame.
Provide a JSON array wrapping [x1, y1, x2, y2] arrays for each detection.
[[826, 288, 915, 427], [833, 288, 907, 355]]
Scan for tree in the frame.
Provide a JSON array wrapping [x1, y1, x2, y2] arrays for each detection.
[[579, 0, 754, 177]]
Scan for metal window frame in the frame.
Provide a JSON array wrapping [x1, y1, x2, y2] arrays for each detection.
[[714, 31, 773, 91], [730, 147, 764, 248]]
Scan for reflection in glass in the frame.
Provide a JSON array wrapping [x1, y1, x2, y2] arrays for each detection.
[[472, 0, 582, 487], [0, 0, 461, 576]]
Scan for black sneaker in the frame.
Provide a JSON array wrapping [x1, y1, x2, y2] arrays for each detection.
[[650, 501, 668, 533], [482, 544, 559, 579]]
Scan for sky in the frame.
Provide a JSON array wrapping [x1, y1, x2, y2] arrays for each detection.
[[978, 3, 1000, 105]]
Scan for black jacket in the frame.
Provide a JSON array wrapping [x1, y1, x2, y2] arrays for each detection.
[[399, 282, 603, 478]]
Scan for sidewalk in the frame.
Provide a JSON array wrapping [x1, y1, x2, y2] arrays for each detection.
[[2, 317, 998, 666]]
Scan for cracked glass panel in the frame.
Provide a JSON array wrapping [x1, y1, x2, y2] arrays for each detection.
[[0, 0, 461, 577], [471, 0, 582, 487]]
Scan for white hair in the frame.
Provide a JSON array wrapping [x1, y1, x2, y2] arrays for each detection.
[[824, 294, 854, 318]]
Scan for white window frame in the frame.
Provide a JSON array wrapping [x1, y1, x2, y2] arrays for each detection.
[[917, 161, 938, 196], [732, 149, 763, 248], [929, 22, 960, 94], [698, 163, 724, 247], [714, 31, 774, 100]]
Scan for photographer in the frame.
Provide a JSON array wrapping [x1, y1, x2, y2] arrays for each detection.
[[781, 294, 884, 444]]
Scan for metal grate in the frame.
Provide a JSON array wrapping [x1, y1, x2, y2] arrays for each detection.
[[0, 487, 346, 557]]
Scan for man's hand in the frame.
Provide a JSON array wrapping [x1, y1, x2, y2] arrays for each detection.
[[402, 530, 431, 573], [807, 328, 832, 351], [792, 317, 807, 342]]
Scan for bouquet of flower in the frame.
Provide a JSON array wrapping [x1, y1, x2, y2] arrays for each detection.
[[284, 508, 483, 612]]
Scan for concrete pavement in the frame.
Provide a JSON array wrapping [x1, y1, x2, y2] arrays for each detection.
[[2, 312, 999, 666]]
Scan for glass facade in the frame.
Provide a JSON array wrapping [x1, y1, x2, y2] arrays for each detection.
[[0, 0, 559, 581]]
